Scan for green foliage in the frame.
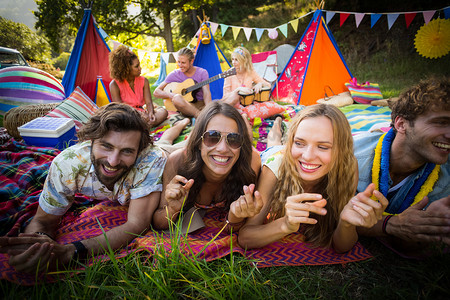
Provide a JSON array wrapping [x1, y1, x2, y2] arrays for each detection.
[[52, 52, 70, 70], [0, 17, 52, 62]]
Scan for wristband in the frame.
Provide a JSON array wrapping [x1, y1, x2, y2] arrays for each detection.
[[72, 241, 88, 260], [382, 215, 393, 235], [35, 232, 54, 240]]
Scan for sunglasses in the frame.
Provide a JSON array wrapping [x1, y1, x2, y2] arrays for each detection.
[[201, 130, 243, 149]]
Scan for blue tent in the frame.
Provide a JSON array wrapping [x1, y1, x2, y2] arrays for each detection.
[[193, 24, 231, 100]]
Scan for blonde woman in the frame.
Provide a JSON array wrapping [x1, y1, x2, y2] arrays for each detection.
[[222, 46, 271, 107], [238, 104, 388, 253]]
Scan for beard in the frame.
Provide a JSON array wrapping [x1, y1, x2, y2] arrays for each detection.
[[90, 150, 134, 190]]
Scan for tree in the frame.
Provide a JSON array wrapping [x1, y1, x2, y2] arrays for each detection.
[[0, 17, 52, 62], [34, 0, 215, 52]]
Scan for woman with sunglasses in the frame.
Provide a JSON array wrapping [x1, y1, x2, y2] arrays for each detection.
[[152, 102, 262, 230], [238, 104, 389, 253]]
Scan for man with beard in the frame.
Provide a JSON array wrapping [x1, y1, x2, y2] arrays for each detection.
[[354, 77, 450, 256], [0, 103, 166, 273]]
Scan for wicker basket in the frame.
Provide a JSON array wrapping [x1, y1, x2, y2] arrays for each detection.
[[4, 103, 60, 140]]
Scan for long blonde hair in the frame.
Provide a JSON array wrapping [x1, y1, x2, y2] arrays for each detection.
[[269, 104, 357, 248], [232, 47, 254, 74]]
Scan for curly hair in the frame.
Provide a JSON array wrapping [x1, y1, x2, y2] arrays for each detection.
[[178, 102, 256, 211], [268, 104, 357, 248], [232, 47, 254, 74], [391, 76, 450, 128], [109, 45, 138, 82], [77, 102, 152, 153]]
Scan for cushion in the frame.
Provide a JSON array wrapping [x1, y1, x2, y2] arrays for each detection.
[[238, 101, 286, 120], [45, 87, 98, 131]]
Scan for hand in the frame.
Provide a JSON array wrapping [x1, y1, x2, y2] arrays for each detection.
[[340, 183, 388, 228], [389, 195, 450, 245], [0, 234, 73, 273], [283, 193, 327, 233], [148, 111, 156, 123], [253, 82, 263, 94], [229, 184, 263, 219], [165, 175, 194, 213]]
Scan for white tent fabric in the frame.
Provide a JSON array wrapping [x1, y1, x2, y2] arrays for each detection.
[[273, 44, 295, 74]]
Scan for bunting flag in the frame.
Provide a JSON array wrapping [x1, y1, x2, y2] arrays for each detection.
[[387, 14, 400, 30], [290, 19, 299, 32], [220, 24, 229, 37], [326, 11, 336, 24], [371, 14, 382, 28], [340, 13, 350, 26], [210, 22, 219, 35], [232, 26, 241, 39], [405, 13, 417, 28], [355, 13, 365, 27], [423, 11, 436, 24], [255, 28, 265, 41], [243, 27, 253, 41], [279, 23, 288, 38]]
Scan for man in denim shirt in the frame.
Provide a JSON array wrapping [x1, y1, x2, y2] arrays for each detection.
[[354, 77, 449, 255]]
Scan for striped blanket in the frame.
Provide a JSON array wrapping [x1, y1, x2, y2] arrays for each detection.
[[0, 104, 392, 285]]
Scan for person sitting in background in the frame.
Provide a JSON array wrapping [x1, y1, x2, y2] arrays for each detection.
[[0, 103, 166, 273], [154, 47, 212, 118], [238, 104, 388, 253], [222, 46, 271, 107], [109, 45, 168, 127], [355, 77, 450, 256], [152, 102, 261, 232]]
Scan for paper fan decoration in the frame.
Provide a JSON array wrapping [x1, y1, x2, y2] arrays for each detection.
[[415, 18, 450, 59]]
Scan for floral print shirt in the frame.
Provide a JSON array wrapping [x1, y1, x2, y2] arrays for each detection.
[[39, 141, 167, 215]]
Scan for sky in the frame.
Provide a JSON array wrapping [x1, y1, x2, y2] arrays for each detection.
[[0, 0, 38, 29]]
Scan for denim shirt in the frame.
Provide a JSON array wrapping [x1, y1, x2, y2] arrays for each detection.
[[354, 131, 450, 213]]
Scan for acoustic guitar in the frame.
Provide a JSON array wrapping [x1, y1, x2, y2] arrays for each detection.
[[163, 67, 236, 111]]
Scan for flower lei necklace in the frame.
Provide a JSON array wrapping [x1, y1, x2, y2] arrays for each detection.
[[371, 128, 440, 215]]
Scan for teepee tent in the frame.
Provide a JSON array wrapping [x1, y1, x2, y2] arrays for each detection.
[[193, 23, 231, 100], [62, 8, 112, 103], [272, 10, 352, 106]]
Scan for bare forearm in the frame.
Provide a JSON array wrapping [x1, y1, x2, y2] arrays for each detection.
[[332, 221, 358, 253], [238, 217, 293, 249], [152, 206, 180, 230]]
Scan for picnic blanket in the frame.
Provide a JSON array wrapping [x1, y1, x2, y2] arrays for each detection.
[[0, 130, 373, 285]]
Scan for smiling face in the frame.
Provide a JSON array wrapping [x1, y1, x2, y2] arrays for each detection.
[[231, 54, 242, 72], [177, 54, 194, 74], [290, 116, 334, 190], [402, 109, 450, 165], [91, 130, 141, 190], [200, 114, 241, 182]]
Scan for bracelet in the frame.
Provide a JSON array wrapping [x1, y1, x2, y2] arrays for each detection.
[[225, 213, 246, 227], [382, 215, 393, 235], [72, 241, 88, 260], [35, 232, 54, 240]]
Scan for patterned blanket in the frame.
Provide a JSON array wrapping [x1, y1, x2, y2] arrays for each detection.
[[0, 104, 392, 285]]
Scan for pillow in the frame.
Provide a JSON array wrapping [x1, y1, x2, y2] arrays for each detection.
[[45, 87, 98, 131], [239, 101, 286, 120]]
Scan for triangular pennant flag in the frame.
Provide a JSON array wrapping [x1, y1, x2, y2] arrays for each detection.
[[243, 27, 253, 41], [95, 77, 111, 107], [220, 24, 229, 37], [279, 23, 288, 38], [255, 28, 265, 41], [232, 26, 241, 40], [340, 13, 350, 26], [112, 40, 121, 50], [387, 14, 399, 30], [98, 26, 108, 39], [161, 52, 170, 64], [290, 19, 299, 33], [326, 11, 335, 24], [405, 13, 416, 28], [445, 7, 450, 19], [355, 13, 365, 28], [422, 11, 436, 24], [149, 52, 158, 63], [371, 14, 382, 28], [209, 22, 219, 35]]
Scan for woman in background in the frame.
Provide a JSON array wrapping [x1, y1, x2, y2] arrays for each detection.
[[109, 45, 167, 127]]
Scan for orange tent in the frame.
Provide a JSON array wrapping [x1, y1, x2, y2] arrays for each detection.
[[272, 10, 352, 105]]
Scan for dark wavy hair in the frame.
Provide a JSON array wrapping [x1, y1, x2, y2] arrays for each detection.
[[109, 45, 138, 82], [390, 76, 450, 129], [179, 102, 256, 210], [77, 102, 152, 153]]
